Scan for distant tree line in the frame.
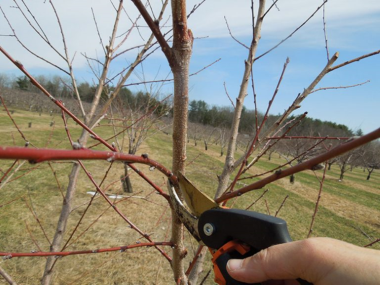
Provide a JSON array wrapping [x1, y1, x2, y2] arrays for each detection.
[[187, 99, 380, 183], [188, 99, 355, 136], [189, 99, 268, 132], [0, 73, 170, 115]]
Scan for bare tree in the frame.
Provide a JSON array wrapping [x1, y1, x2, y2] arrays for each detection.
[[0, 1, 379, 284], [1, 1, 170, 283], [112, 90, 171, 193], [361, 142, 380, 181], [337, 148, 363, 181]]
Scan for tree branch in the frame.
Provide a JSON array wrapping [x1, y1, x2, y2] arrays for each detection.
[[131, 0, 173, 66], [216, 127, 380, 203]]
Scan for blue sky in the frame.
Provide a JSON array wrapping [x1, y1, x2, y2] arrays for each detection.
[[0, 0, 379, 134]]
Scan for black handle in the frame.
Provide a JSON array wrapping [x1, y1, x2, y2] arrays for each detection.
[[199, 209, 312, 285]]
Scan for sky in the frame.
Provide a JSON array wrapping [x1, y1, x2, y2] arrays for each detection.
[[0, 0, 379, 134]]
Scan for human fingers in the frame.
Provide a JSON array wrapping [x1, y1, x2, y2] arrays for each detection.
[[226, 240, 314, 284]]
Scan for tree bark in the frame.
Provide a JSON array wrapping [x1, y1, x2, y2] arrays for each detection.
[[122, 163, 133, 193], [169, 1, 193, 284], [42, 159, 82, 284], [215, 0, 266, 199], [42, 3, 125, 283]]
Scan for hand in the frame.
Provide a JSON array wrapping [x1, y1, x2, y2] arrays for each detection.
[[226, 237, 380, 285]]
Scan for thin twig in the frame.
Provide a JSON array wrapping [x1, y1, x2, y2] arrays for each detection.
[[0, 96, 30, 145], [262, 0, 280, 18], [216, 127, 380, 203], [228, 58, 290, 193], [322, 2, 330, 61], [245, 189, 269, 210], [328, 49, 380, 72], [264, 199, 271, 215], [24, 199, 51, 245], [223, 82, 235, 108], [0, 242, 173, 258], [0, 46, 115, 151], [242, 112, 308, 176], [224, 16, 249, 49], [187, 0, 207, 19], [266, 136, 350, 140], [78, 160, 172, 261], [364, 238, 380, 248], [275, 195, 288, 217], [256, 0, 328, 61], [310, 80, 370, 93], [123, 58, 221, 87], [308, 161, 328, 237]]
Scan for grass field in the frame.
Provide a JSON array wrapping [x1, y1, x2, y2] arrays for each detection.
[[0, 108, 379, 284]]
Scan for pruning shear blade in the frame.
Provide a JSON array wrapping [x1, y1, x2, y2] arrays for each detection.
[[177, 172, 219, 217], [167, 179, 202, 242]]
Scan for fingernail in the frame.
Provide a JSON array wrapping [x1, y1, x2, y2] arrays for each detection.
[[227, 259, 243, 272]]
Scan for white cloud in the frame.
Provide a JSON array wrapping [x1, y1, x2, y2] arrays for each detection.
[[0, 0, 379, 71]]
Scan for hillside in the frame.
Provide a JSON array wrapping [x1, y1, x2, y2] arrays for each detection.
[[0, 108, 378, 284]]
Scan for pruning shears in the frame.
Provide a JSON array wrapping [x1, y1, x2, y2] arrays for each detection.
[[168, 172, 312, 285]]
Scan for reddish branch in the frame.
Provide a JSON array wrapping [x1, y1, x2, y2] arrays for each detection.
[[275, 195, 288, 217], [89, 93, 172, 149], [128, 163, 170, 201], [216, 127, 380, 203], [130, 0, 173, 66], [185, 245, 205, 276], [241, 113, 309, 177], [241, 137, 327, 181], [245, 189, 269, 210], [24, 221, 44, 256], [365, 238, 380, 248], [0, 96, 29, 145], [266, 136, 350, 140], [0, 47, 116, 152], [78, 160, 172, 261], [0, 242, 173, 258], [0, 159, 19, 185], [0, 195, 25, 208], [307, 162, 328, 238], [47, 162, 64, 198], [0, 147, 177, 182], [24, 200, 52, 245]]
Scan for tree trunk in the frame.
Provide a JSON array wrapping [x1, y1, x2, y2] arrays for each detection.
[[170, 1, 193, 283], [366, 168, 374, 180], [188, 246, 207, 285], [122, 163, 133, 193], [214, 0, 266, 199], [42, 161, 82, 285], [339, 162, 347, 181]]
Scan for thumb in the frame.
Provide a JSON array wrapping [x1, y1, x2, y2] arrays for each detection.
[[226, 241, 312, 283]]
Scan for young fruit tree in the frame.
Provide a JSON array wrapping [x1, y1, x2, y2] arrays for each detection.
[[0, 0, 379, 284]]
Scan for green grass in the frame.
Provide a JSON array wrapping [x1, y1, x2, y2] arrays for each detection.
[[0, 108, 379, 284]]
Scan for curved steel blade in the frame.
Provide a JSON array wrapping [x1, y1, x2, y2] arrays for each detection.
[[167, 180, 202, 242], [177, 172, 218, 217]]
